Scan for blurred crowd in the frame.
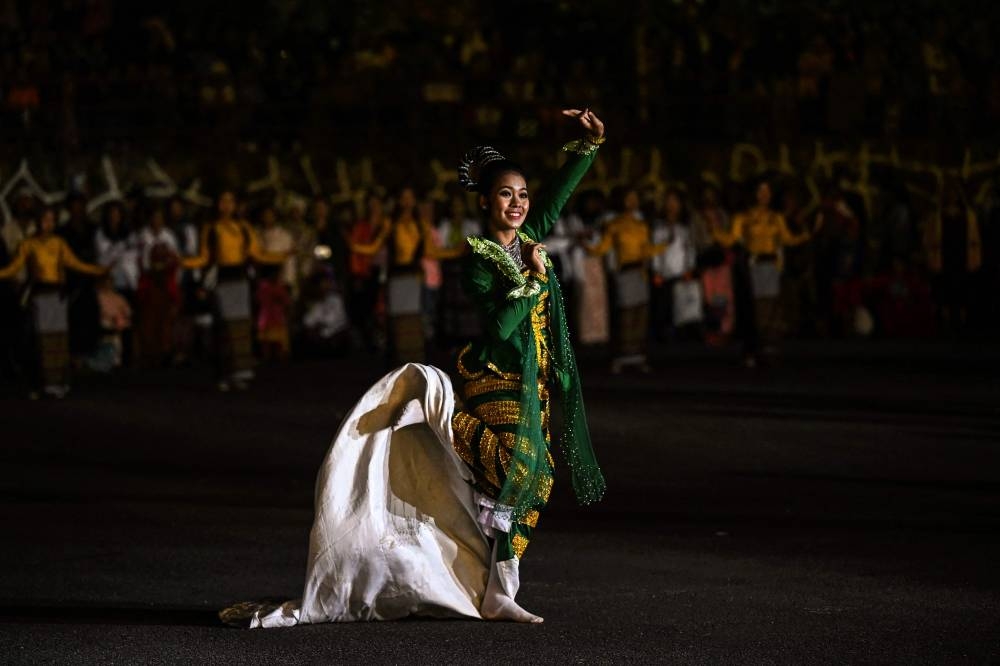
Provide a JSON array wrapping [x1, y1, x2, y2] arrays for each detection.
[[1, 159, 997, 395], [0, 0, 998, 396], [2, 0, 999, 160]]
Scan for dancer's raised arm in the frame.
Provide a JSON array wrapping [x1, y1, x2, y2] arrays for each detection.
[[522, 108, 605, 242]]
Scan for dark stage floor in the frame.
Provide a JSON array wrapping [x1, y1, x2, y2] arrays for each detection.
[[1, 341, 998, 664]]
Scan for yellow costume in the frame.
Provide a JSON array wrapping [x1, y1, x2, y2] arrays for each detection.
[[587, 214, 663, 266], [713, 207, 809, 268], [181, 219, 284, 270], [351, 218, 463, 362], [180, 219, 284, 387], [351, 218, 463, 264], [587, 214, 665, 367], [714, 206, 810, 342], [0, 235, 104, 283], [0, 233, 104, 395]]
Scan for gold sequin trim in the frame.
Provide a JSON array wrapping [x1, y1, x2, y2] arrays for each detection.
[[531, 293, 552, 384], [456, 344, 484, 380], [450, 412, 477, 467], [512, 534, 529, 559], [479, 429, 501, 488], [498, 438, 512, 473], [463, 375, 521, 399], [485, 362, 522, 381], [458, 347, 522, 382], [475, 400, 521, 426], [516, 435, 537, 457], [519, 510, 539, 528], [536, 473, 553, 503], [510, 459, 530, 487]]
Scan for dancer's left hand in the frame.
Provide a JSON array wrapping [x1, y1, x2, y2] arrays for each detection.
[[522, 240, 547, 275], [562, 108, 605, 141]]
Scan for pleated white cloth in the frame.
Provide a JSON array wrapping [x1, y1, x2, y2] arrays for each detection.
[[248, 363, 490, 627]]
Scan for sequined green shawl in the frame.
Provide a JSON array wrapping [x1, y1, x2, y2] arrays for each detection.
[[462, 141, 606, 520]]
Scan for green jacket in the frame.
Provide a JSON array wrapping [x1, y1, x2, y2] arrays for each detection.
[[461, 145, 598, 376]]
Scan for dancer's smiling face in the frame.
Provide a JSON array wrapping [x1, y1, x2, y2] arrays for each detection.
[[482, 171, 529, 233]]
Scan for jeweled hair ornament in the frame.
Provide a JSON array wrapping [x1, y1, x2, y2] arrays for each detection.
[[457, 146, 507, 193]]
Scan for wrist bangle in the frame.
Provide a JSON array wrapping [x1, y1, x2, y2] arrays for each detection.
[[586, 134, 606, 146]]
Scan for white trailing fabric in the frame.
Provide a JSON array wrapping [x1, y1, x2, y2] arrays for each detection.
[[251, 363, 490, 627]]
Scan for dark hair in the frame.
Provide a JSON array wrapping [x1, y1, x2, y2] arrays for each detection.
[[38, 204, 59, 228], [392, 184, 420, 222], [100, 201, 130, 240], [610, 185, 637, 213], [664, 186, 685, 202], [253, 202, 276, 224], [478, 160, 524, 197]]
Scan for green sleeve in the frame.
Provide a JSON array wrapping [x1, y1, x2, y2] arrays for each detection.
[[463, 256, 538, 342], [522, 148, 599, 242]]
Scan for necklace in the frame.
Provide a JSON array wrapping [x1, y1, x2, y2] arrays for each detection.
[[501, 234, 524, 269]]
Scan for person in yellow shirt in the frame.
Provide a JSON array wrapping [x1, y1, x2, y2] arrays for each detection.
[[0, 206, 107, 398], [714, 179, 812, 362], [925, 177, 982, 334], [181, 190, 287, 391], [587, 187, 666, 373], [349, 187, 463, 363]]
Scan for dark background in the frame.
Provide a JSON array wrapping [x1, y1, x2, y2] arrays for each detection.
[[1, 1, 999, 662]]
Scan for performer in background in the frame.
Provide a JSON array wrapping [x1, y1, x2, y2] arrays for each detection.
[[225, 108, 606, 628], [348, 187, 463, 363], [587, 187, 667, 373], [714, 179, 812, 365], [0, 206, 108, 398], [181, 190, 286, 391]]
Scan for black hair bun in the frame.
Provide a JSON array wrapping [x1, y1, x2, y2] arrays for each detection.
[[458, 146, 507, 194]]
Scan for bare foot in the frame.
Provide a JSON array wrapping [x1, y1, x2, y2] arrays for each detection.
[[480, 591, 544, 623], [480, 550, 543, 623]]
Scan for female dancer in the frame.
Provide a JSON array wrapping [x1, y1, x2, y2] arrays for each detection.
[[0, 206, 108, 398], [228, 109, 606, 628], [587, 186, 666, 373], [181, 190, 286, 390], [714, 179, 811, 363], [447, 108, 607, 621], [348, 187, 463, 363]]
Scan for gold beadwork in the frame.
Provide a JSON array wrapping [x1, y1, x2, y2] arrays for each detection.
[[485, 362, 522, 381], [562, 138, 601, 156], [463, 375, 521, 399], [450, 413, 477, 467], [519, 510, 539, 528], [536, 473, 553, 503], [456, 344, 483, 380], [457, 344, 521, 382], [510, 458, 530, 487], [479, 429, 501, 488], [475, 400, 521, 426], [512, 534, 529, 559], [498, 441, 512, 472]]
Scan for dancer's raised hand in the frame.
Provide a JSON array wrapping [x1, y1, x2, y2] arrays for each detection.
[[561, 108, 605, 141]]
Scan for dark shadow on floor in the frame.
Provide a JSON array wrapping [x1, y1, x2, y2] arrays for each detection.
[[0, 604, 225, 627]]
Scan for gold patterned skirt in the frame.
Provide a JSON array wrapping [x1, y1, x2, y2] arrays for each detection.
[[452, 290, 555, 562]]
